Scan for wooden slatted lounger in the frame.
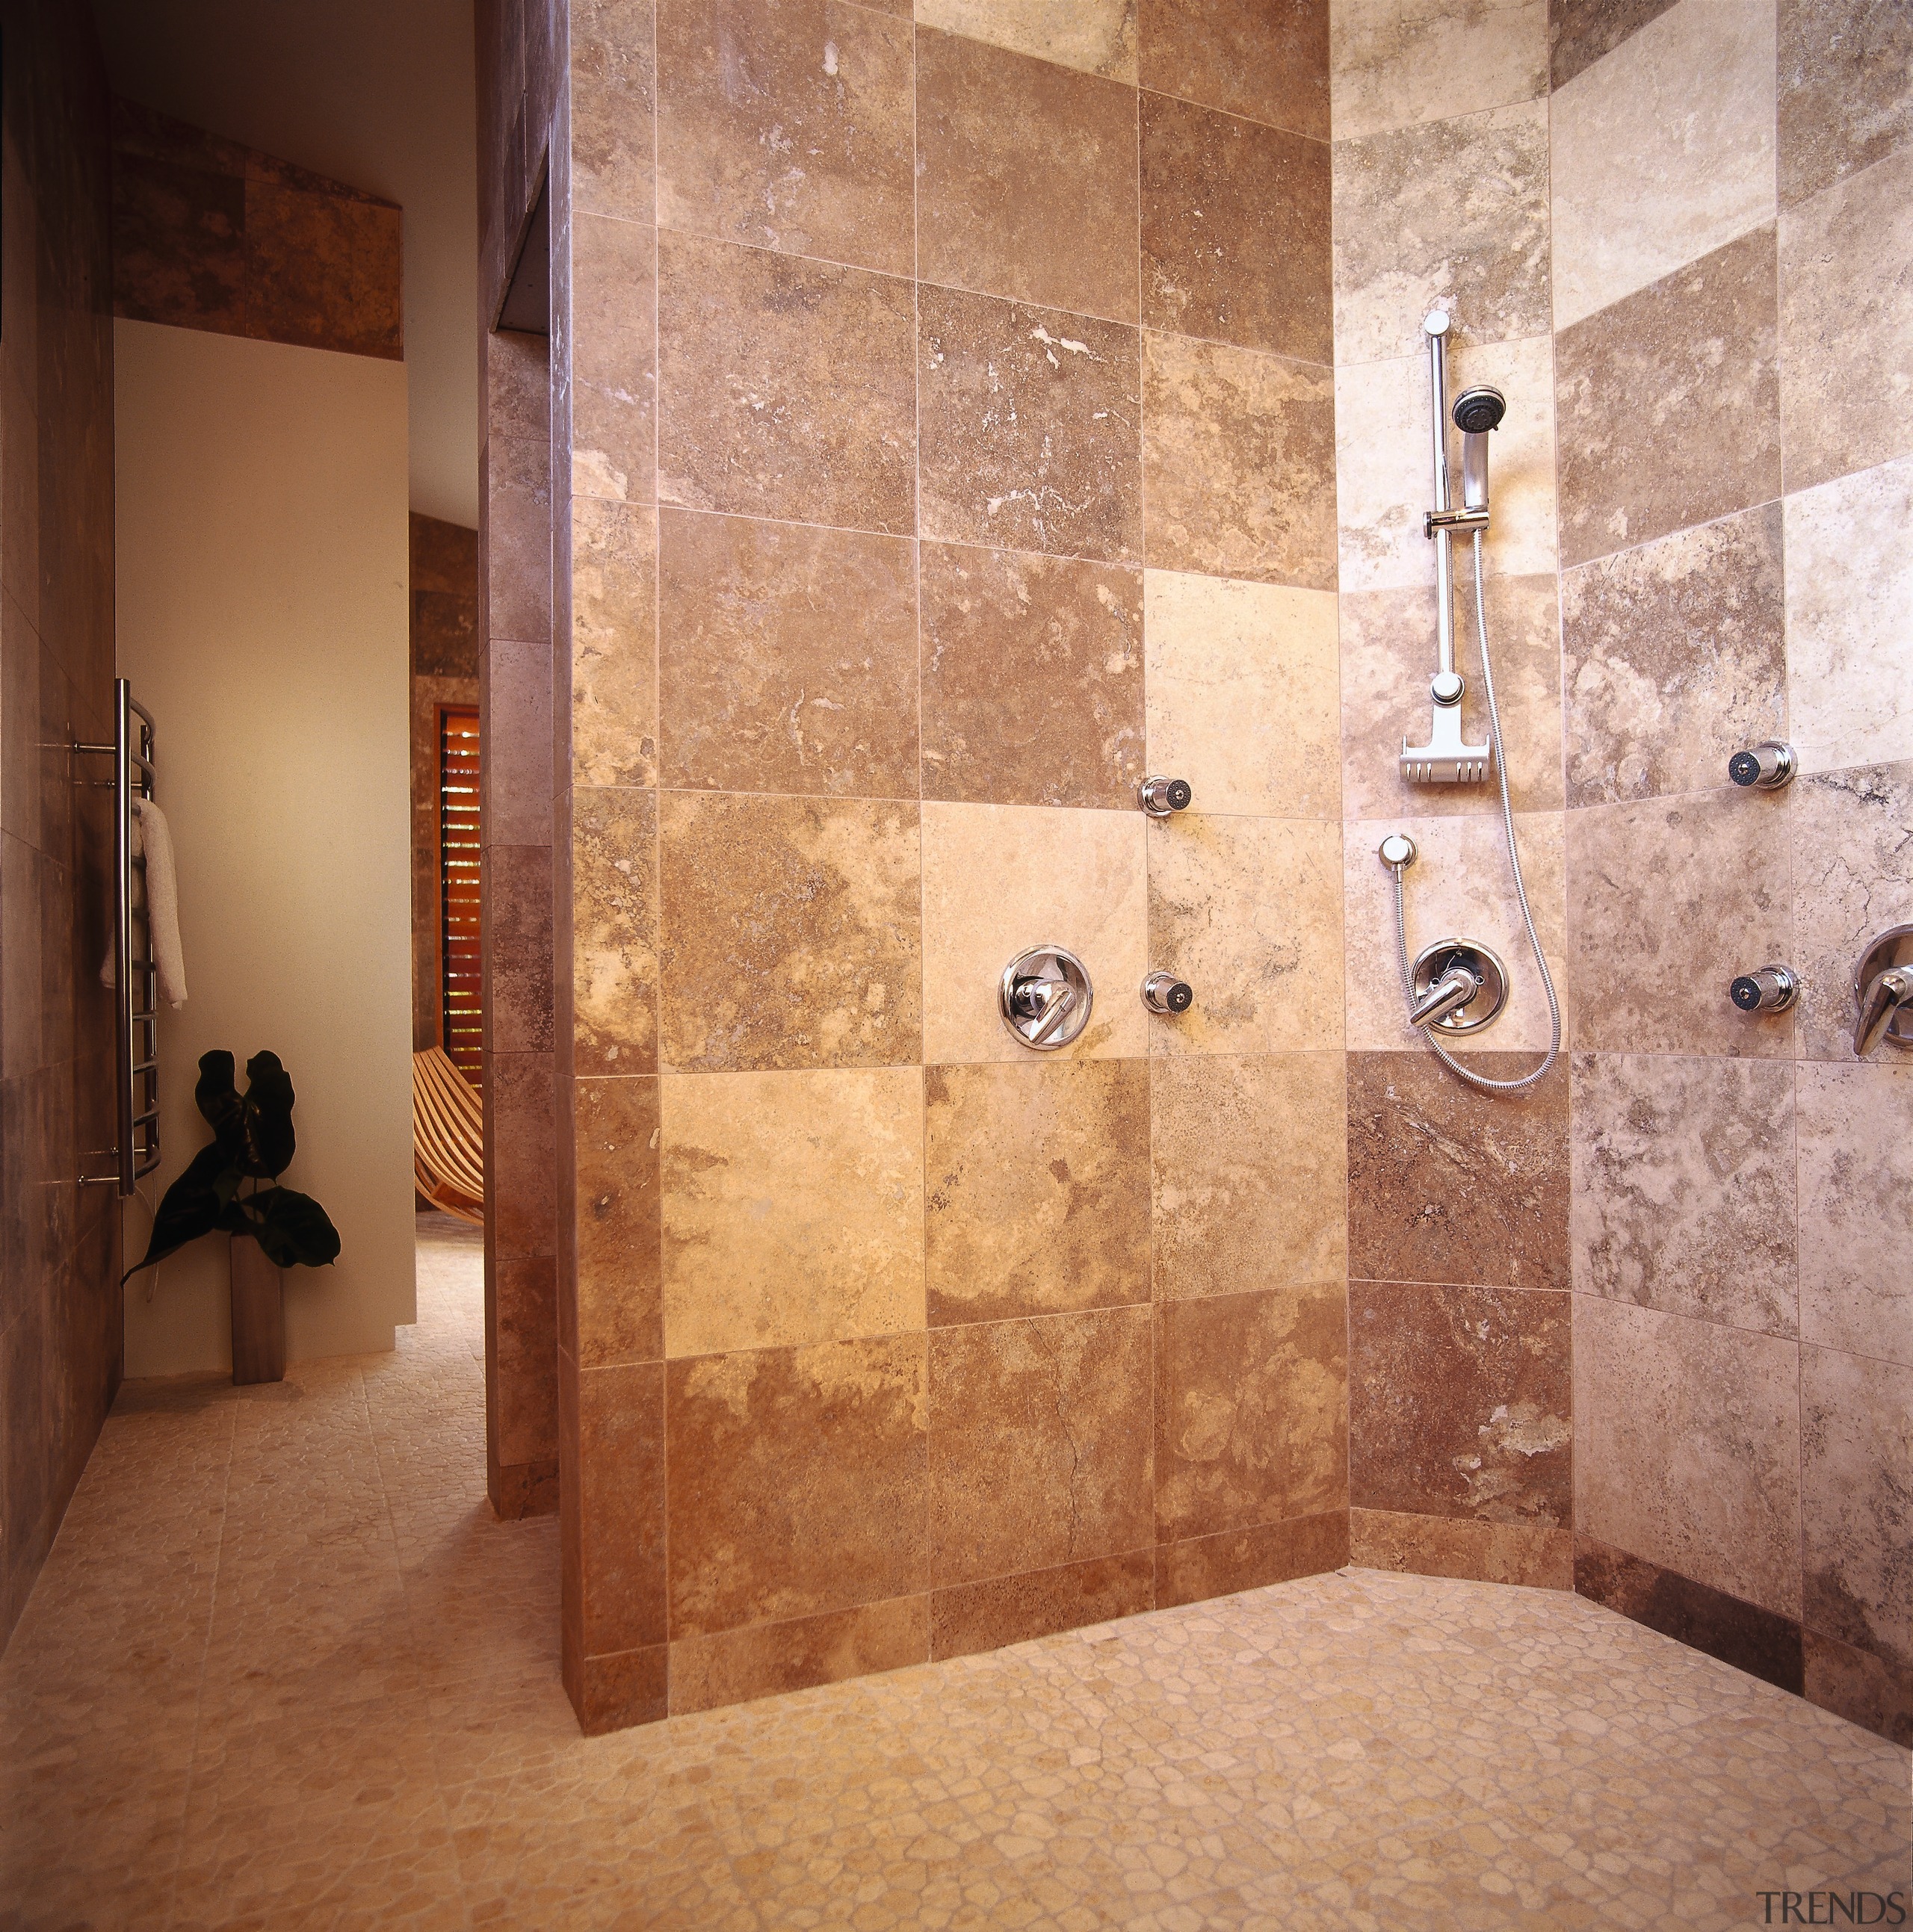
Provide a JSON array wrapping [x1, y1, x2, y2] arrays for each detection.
[[412, 1046, 484, 1224]]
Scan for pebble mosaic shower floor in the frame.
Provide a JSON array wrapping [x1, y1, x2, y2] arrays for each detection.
[[1, 1217, 1904, 1930]]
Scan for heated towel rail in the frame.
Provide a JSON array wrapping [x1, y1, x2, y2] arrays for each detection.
[[78, 678, 160, 1195]]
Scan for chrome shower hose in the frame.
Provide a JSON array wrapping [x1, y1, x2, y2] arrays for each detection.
[[1394, 531, 1562, 1095]]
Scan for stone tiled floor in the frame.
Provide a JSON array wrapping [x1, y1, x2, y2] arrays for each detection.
[[1, 1218, 1906, 1931]]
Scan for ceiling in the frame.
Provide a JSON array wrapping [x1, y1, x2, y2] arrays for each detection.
[[93, 0, 481, 530]]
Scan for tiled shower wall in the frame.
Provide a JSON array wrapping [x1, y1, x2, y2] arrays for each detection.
[[0, 3, 120, 1650], [548, 0, 1356, 1732], [1329, 0, 1911, 1744]]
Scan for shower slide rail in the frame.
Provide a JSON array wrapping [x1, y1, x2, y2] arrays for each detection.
[[76, 678, 161, 1195]]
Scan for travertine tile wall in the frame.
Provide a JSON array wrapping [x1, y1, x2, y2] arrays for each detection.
[[0, 1, 120, 1650], [547, 0, 1354, 1733], [1331, 0, 1912, 1745]]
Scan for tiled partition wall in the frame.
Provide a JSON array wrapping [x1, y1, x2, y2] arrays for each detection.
[[551, 0, 1356, 1732], [1329, 0, 1912, 1744]]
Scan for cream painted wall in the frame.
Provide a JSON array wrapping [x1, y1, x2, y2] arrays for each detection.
[[114, 319, 415, 1375]]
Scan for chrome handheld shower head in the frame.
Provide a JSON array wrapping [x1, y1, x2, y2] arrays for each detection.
[[1453, 385, 1505, 513]]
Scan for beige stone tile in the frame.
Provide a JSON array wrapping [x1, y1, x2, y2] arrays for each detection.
[[1551, 0, 1776, 332], [924, 1059, 1151, 1324], [1334, 332, 1555, 594], [1151, 1051, 1347, 1299], [1344, 811, 1566, 1054], [915, 0, 1139, 79], [659, 1066, 926, 1356], [572, 208, 655, 504], [1329, 0, 1547, 140], [921, 800, 1149, 1062], [1561, 504, 1787, 806], [1778, 144, 1913, 493], [573, 787, 661, 1075], [1144, 571, 1340, 821], [1796, 1061, 1913, 1366], [1332, 99, 1550, 367], [1778, 0, 1913, 209], [1783, 454, 1913, 773], [1341, 572, 1563, 822], [1140, 330, 1338, 591], [1790, 761, 1913, 1062], [1574, 1295, 1802, 1617], [1802, 1345, 1913, 1674], [1147, 813, 1344, 1052], [572, 497, 658, 789], [1548, 0, 1681, 90], [1570, 1052, 1798, 1338]]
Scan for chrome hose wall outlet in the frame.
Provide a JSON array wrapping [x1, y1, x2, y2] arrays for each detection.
[[1142, 971, 1193, 1015], [1729, 965, 1799, 1014], [1728, 741, 1796, 789]]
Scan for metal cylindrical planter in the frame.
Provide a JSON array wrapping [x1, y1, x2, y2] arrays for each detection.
[[229, 1234, 286, 1385]]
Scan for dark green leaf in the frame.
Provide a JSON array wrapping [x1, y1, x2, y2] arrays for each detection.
[[240, 1050, 296, 1177], [123, 1140, 229, 1281], [194, 1050, 244, 1152], [244, 1186, 341, 1270]]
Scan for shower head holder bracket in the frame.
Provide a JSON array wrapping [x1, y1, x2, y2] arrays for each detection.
[[1401, 693, 1491, 784]]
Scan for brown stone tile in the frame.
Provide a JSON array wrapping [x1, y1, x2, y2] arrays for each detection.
[[569, 1643, 670, 1735], [574, 1077, 663, 1368], [657, 792, 921, 1071], [1571, 1053, 1798, 1338], [1140, 92, 1329, 362], [489, 1455, 560, 1522], [576, 1360, 668, 1656], [916, 0, 1138, 79], [924, 1059, 1150, 1324], [487, 844, 554, 1056], [915, 27, 1140, 323], [485, 424, 551, 649], [1778, 0, 1913, 208], [1349, 1281, 1571, 1526], [483, 639, 552, 851], [1340, 574, 1563, 822], [655, 0, 914, 275], [921, 543, 1143, 809], [656, 232, 916, 533], [573, 0, 658, 223], [1346, 1051, 1569, 1291], [1331, 100, 1548, 365], [1555, 228, 1780, 571], [1802, 1345, 1913, 1675], [1574, 1535, 1804, 1695], [489, 1052, 557, 1260], [918, 285, 1142, 564], [495, 1255, 559, 1467], [1154, 1284, 1348, 1543], [1151, 1052, 1346, 1299], [111, 152, 246, 334], [1141, 329, 1335, 588], [1549, 0, 1678, 91], [1778, 144, 1913, 494], [929, 1309, 1152, 1587], [658, 510, 918, 799], [1138, 0, 1328, 139], [1560, 505, 1785, 807], [1797, 1062, 1913, 1366], [573, 787, 660, 1076], [1805, 1627, 1913, 1749], [572, 499, 658, 789], [930, 1552, 1155, 1659], [1565, 788, 1793, 1058], [670, 1596, 929, 1714], [572, 211, 655, 504], [666, 1334, 928, 1637], [244, 181, 404, 360], [1148, 814, 1344, 1053], [1350, 1510, 1571, 1589], [1154, 1509, 1348, 1609], [1574, 1295, 1802, 1617], [660, 1066, 924, 1357], [1792, 764, 1913, 1064]]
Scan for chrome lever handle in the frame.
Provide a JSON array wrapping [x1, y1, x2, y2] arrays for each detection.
[[1409, 964, 1480, 1027], [1855, 966, 1913, 1057], [1020, 979, 1078, 1045]]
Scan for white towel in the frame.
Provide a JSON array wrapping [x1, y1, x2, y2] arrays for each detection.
[[96, 798, 188, 1008]]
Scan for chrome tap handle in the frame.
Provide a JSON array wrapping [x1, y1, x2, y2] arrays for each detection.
[[1855, 965, 1913, 1057], [1014, 976, 1078, 1045], [1409, 963, 1480, 1027]]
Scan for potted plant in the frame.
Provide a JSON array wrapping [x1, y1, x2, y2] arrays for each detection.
[[126, 1050, 342, 1384]]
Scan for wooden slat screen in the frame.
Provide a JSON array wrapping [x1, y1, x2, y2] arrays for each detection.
[[439, 708, 483, 1078]]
